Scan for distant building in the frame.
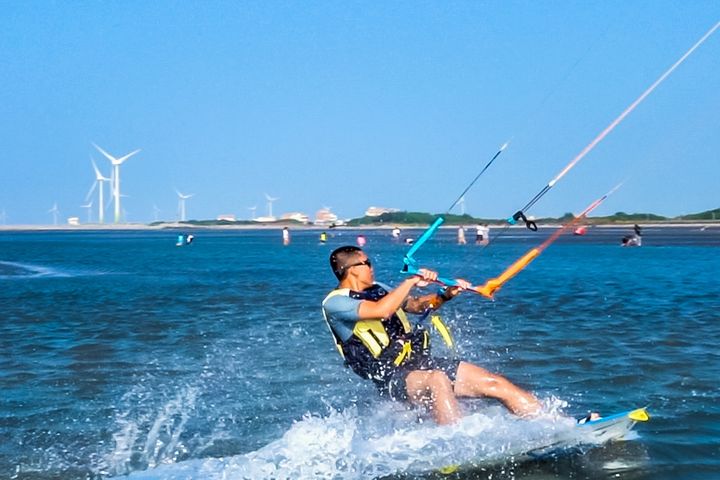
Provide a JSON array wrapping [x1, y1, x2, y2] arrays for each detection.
[[365, 206, 400, 217], [253, 216, 277, 223], [281, 212, 310, 224], [67, 217, 80, 226], [315, 208, 338, 225], [216, 214, 236, 222]]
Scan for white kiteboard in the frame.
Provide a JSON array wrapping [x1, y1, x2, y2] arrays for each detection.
[[437, 407, 650, 475]]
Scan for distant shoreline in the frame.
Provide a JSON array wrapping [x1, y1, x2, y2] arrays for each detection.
[[0, 222, 718, 232]]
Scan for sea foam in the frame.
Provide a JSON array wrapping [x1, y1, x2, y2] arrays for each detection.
[[124, 400, 582, 480]]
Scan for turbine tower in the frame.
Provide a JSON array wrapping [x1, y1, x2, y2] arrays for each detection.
[[93, 143, 140, 224], [81, 201, 93, 223], [153, 204, 161, 222], [264, 193, 279, 219], [247, 206, 257, 220], [176, 190, 194, 221], [458, 196, 466, 215], [48, 202, 60, 225], [85, 158, 112, 224]]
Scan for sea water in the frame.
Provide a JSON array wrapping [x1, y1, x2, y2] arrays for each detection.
[[1, 227, 718, 479]]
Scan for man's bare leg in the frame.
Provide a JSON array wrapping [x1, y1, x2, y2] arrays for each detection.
[[453, 361, 540, 417], [405, 370, 462, 425]]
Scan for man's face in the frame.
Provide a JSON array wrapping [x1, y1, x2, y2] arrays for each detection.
[[345, 253, 374, 283]]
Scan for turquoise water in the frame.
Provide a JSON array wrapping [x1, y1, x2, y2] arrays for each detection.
[[1, 227, 719, 479]]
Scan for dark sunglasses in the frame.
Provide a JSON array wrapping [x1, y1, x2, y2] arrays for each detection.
[[345, 259, 372, 269]]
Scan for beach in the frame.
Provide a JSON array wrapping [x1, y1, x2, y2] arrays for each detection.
[[0, 221, 718, 232]]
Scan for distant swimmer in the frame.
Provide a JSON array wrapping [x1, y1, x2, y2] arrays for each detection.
[[322, 246, 540, 425], [457, 226, 466, 245], [475, 224, 490, 246], [392, 227, 401, 239], [320, 231, 327, 244], [357, 234, 366, 247], [282, 226, 290, 246], [404, 238, 414, 245]]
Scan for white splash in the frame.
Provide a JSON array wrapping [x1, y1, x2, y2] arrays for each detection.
[[125, 400, 585, 480]]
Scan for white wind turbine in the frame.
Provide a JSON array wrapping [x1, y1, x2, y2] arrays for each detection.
[[176, 190, 194, 221], [152, 204, 161, 222], [247, 206, 257, 220], [81, 200, 93, 223], [93, 143, 141, 224], [457, 196, 466, 215], [85, 158, 112, 224], [48, 202, 60, 225], [0, 208, 7, 225], [264, 193, 279, 219]]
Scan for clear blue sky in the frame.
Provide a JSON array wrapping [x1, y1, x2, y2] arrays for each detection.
[[1, 1, 718, 224]]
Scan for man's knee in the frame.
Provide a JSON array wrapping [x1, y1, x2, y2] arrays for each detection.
[[407, 369, 452, 395], [427, 370, 454, 392]]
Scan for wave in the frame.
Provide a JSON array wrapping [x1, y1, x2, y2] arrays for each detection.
[[0, 260, 73, 279], [121, 399, 593, 480], [0, 260, 115, 279]]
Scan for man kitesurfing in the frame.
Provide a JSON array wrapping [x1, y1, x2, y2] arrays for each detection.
[[320, 20, 718, 427], [622, 224, 642, 247], [322, 246, 541, 425]]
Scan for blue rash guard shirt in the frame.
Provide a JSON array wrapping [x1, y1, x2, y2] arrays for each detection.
[[322, 281, 393, 342]]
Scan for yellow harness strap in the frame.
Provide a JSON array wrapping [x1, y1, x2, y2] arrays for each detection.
[[394, 308, 412, 333], [430, 315, 455, 351], [393, 341, 413, 366]]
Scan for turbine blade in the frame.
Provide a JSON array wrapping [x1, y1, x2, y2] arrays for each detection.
[[91, 158, 104, 180], [85, 181, 98, 202], [92, 143, 118, 163], [115, 149, 141, 165]]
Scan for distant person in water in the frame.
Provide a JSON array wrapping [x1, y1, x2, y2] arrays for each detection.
[[392, 227, 401, 239], [457, 226, 466, 245], [321, 246, 541, 425], [475, 225, 483, 244], [282, 227, 290, 246], [320, 231, 327, 244], [357, 234, 366, 247], [475, 224, 490, 246]]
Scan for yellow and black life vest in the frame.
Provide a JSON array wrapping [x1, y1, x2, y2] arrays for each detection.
[[322, 284, 454, 372]]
